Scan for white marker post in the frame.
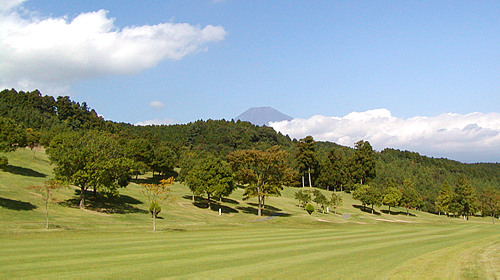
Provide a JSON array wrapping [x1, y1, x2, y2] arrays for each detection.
[[219, 208, 222, 216]]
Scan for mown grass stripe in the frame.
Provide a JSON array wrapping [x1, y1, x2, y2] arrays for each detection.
[[0, 225, 485, 278]]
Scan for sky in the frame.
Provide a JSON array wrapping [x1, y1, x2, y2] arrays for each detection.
[[0, 0, 499, 163]]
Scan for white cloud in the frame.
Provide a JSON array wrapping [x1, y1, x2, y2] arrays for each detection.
[[0, 1, 226, 93], [149, 101, 165, 110], [135, 118, 177, 126], [270, 109, 500, 163], [0, 0, 26, 12]]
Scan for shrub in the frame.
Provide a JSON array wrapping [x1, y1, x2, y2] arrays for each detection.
[[149, 201, 162, 218], [0, 156, 7, 169], [305, 203, 315, 215]]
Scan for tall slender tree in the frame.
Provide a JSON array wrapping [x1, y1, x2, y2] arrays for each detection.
[[479, 187, 500, 224], [27, 180, 65, 229], [318, 148, 349, 191], [454, 176, 478, 220], [436, 181, 454, 216], [350, 140, 376, 185], [296, 136, 318, 188]]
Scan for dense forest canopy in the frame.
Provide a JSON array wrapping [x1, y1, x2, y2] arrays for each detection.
[[1, 88, 499, 215]]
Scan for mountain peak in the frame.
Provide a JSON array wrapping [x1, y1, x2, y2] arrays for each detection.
[[236, 107, 293, 126]]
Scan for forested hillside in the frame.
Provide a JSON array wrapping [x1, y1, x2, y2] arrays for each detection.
[[1, 88, 499, 217]]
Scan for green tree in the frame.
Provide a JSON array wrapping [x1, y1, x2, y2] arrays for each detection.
[[350, 140, 376, 185], [125, 138, 154, 177], [141, 178, 175, 232], [228, 146, 294, 216], [479, 187, 500, 224], [382, 187, 402, 214], [399, 179, 422, 216], [312, 189, 329, 213], [0, 116, 26, 167], [454, 176, 478, 220], [353, 184, 381, 214], [329, 192, 343, 214], [184, 157, 234, 209], [436, 181, 454, 216], [47, 131, 133, 208], [318, 149, 349, 191], [296, 136, 318, 188], [352, 184, 369, 210], [25, 128, 41, 150], [27, 180, 65, 229], [294, 189, 312, 208], [151, 145, 176, 176]]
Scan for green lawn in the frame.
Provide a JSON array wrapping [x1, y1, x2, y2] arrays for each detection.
[[0, 223, 498, 279], [0, 149, 499, 279]]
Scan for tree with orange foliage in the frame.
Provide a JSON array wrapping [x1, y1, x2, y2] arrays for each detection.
[[141, 177, 175, 232]]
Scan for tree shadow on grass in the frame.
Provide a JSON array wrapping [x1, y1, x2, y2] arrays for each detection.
[[131, 170, 178, 185], [221, 197, 239, 204], [248, 203, 282, 212], [380, 209, 416, 217], [0, 197, 37, 211], [60, 190, 147, 214], [237, 204, 291, 217], [353, 204, 381, 215], [183, 195, 239, 213], [1, 165, 46, 178]]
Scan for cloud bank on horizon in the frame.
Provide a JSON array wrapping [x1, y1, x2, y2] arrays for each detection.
[[0, 0, 226, 94], [270, 109, 500, 163]]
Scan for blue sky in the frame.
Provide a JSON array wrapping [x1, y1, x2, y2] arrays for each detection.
[[1, 0, 499, 162]]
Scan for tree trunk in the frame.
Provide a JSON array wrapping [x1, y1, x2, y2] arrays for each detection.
[[308, 168, 312, 188], [371, 204, 374, 214], [45, 198, 49, 229], [93, 186, 97, 198], [258, 195, 262, 216], [192, 194, 195, 202], [406, 208, 409, 216], [302, 176, 305, 188], [207, 193, 211, 209], [79, 186, 85, 209], [153, 211, 156, 232], [388, 205, 391, 214]]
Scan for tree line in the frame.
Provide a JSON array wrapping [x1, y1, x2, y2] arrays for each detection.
[[1, 89, 499, 221]]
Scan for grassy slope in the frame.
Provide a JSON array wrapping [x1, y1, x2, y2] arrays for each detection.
[[0, 149, 498, 279]]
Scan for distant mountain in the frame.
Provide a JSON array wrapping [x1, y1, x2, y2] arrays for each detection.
[[236, 106, 293, 126]]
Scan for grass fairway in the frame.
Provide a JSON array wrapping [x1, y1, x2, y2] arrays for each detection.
[[1, 149, 499, 279], [0, 224, 498, 279]]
